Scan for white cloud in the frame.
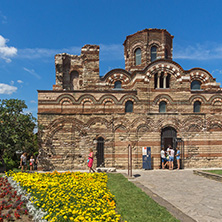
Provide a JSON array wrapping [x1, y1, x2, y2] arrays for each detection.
[[10, 80, 14, 85], [0, 35, 17, 62], [30, 100, 37, 104], [17, 80, 23, 84], [174, 42, 222, 60], [18, 47, 81, 59], [0, 83, 17, 94], [23, 67, 41, 79], [17, 44, 124, 61]]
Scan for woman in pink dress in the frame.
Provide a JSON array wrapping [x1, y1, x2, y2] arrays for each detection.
[[87, 148, 95, 173]]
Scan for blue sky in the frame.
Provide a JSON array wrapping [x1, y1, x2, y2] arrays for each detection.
[[1, 0, 222, 118]]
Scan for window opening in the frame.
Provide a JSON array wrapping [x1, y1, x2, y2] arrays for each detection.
[[125, 101, 133, 113], [151, 46, 157, 62], [193, 101, 201, 113], [159, 101, 166, 113], [135, 48, 141, 65], [191, 80, 201, 90], [114, 81, 122, 89]]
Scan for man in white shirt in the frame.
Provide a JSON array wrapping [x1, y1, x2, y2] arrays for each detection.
[[160, 148, 166, 169]]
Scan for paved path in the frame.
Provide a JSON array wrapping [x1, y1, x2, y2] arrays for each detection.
[[120, 169, 222, 222]]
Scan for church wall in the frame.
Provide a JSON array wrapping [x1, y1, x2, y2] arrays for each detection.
[[38, 28, 222, 171]]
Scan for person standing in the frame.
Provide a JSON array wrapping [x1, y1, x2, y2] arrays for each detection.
[[20, 152, 27, 172], [87, 148, 95, 173], [29, 155, 35, 172], [169, 146, 175, 170], [160, 148, 166, 169], [176, 147, 180, 170]]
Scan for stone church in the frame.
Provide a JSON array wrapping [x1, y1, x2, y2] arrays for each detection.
[[38, 28, 222, 170]]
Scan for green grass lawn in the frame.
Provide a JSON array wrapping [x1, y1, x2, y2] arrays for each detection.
[[107, 173, 179, 222], [205, 170, 222, 175]]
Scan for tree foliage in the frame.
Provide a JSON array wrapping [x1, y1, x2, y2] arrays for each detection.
[[0, 99, 38, 170]]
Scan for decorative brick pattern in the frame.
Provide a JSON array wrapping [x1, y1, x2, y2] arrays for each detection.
[[38, 29, 222, 171]]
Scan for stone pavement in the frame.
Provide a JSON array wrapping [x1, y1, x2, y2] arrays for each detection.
[[119, 169, 222, 222]]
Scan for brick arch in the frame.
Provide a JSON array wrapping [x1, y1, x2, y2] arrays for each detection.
[[94, 134, 107, 141], [131, 117, 154, 129], [189, 95, 207, 104], [189, 68, 214, 83], [99, 95, 118, 104], [153, 94, 174, 105], [56, 94, 76, 104], [86, 117, 110, 129], [208, 95, 222, 105], [119, 94, 139, 104], [206, 117, 222, 131], [158, 122, 179, 133], [102, 69, 131, 85], [136, 124, 151, 133], [106, 74, 131, 85], [149, 41, 161, 49], [78, 94, 97, 104], [144, 62, 182, 83], [112, 117, 130, 131], [43, 117, 85, 143], [181, 116, 204, 132]]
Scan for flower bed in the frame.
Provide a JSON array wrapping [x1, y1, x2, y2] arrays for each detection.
[[6, 171, 121, 221], [0, 176, 32, 221]]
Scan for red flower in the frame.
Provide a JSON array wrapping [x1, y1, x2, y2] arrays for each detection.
[[5, 204, 12, 209], [14, 211, 21, 219]]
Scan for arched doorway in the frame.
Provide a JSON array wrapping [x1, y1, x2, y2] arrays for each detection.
[[96, 137, 104, 167], [161, 127, 177, 168], [161, 127, 177, 149]]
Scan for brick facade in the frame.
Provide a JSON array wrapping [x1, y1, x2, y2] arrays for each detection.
[[38, 29, 222, 170]]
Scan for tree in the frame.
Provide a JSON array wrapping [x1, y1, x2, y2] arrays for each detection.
[[0, 99, 38, 170]]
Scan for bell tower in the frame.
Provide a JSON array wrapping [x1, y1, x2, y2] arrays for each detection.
[[123, 28, 174, 72]]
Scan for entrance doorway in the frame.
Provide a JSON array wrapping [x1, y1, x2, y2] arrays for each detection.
[[96, 137, 104, 167], [161, 127, 177, 168]]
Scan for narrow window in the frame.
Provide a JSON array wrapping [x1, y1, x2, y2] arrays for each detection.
[[154, 73, 158, 88], [151, 46, 157, 62], [193, 101, 201, 113], [135, 48, 141, 65], [191, 80, 201, 90], [165, 49, 168, 59], [125, 101, 133, 113], [159, 101, 166, 113], [166, 74, 170, 88], [114, 81, 122, 89], [160, 73, 164, 88]]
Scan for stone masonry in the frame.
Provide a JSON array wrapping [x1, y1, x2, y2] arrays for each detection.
[[38, 28, 222, 170]]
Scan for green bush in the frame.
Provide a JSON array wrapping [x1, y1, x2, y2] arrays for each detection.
[[3, 155, 19, 171]]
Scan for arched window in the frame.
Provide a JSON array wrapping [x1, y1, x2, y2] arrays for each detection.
[[193, 101, 201, 113], [114, 81, 122, 89], [154, 73, 170, 89], [125, 101, 133, 113], [166, 74, 170, 88], [151, 46, 157, 62], [191, 80, 201, 90], [165, 49, 168, 59], [159, 101, 167, 113], [135, 48, 141, 65]]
